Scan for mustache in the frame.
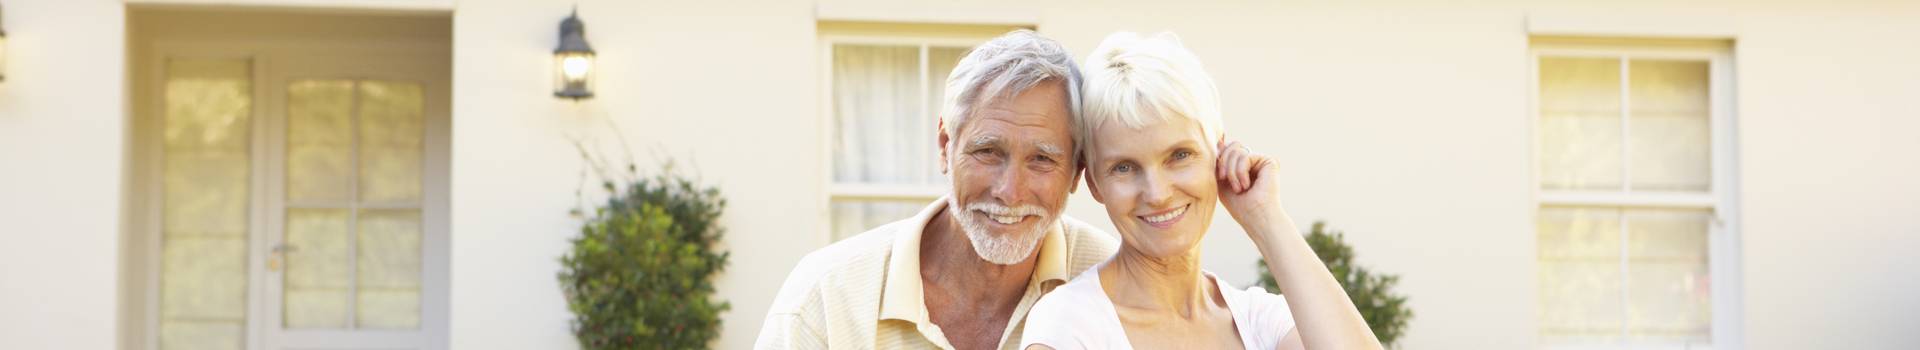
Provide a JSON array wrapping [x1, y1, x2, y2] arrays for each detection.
[[966, 202, 1048, 218]]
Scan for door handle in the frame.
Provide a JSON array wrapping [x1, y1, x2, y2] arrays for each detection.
[[269, 244, 297, 272]]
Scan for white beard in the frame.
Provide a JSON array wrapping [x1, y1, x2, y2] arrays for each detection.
[[948, 196, 1053, 265]]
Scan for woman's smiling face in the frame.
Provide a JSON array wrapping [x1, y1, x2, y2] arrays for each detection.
[[1085, 114, 1219, 258]]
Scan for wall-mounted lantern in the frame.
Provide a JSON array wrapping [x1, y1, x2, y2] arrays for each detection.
[[553, 8, 594, 100], [1, 2, 9, 83]]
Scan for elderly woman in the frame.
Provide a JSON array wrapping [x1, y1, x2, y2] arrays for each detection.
[[1020, 32, 1383, 350]]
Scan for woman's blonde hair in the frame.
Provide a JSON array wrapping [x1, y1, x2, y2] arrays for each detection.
[[1078, 31, 1224, 157]]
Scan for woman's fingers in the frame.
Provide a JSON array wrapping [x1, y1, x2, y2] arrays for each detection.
[[1249, 154, 1276, 191], [1217, 140, 1256, 193], [1228, 148, 1242, 192], [1234, 147, 1252, 192], [1221, 141, 1242, 184], [1217, 140, 1241, 180], [1216, 139, 1273, 194]]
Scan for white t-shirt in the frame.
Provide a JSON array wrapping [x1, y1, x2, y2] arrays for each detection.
[[1020, 263, 1296, 350]]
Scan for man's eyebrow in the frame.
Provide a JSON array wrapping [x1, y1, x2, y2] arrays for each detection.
[[968, 135, 1001, 149], [1034, 142, 1066, 158]]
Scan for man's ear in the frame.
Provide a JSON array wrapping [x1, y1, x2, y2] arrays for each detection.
[[937, 119, 951, 174]]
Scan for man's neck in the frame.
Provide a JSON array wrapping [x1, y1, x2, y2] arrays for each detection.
[[917, 206, 1039, 349], [920, 206, 1038, 302]]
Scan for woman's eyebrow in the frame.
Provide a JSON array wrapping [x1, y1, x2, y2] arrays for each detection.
[[1165, 140, 1200, 153]]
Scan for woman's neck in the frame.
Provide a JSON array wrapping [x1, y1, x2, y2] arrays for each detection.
[[1103, 244, 1216, 319]]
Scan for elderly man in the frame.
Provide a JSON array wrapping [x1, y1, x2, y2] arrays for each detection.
[[755, 30, 1119, 350]]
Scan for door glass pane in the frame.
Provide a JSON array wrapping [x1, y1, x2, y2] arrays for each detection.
[[160, 238, 249, 319], [159, 58, 251, 350], [358, 81, 425, 203], [1537, 206, 1622, 343], [285, 208, 351, 328], [281, 79, 428, 331], [1539, 57, 1623, 191], [1628, 60, 1712, 192], [1625, 209, 1711, 343], [287, 80, 356, 202], [357, 209, 422, 329], [159, 322, 245, 350]]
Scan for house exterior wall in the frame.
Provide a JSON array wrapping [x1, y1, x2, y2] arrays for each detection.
[[0, 1, 127, 349], [0, 0, 1914, 349]]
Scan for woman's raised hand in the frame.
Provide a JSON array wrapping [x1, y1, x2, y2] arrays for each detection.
[[1215, 139, 1284, 235], [1220, 137, 1385, 350]]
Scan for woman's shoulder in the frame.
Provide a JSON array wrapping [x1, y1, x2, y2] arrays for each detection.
[[1023, 266, 1122, 349], [1034, 269, 1109, 312], [1205, 270, 1297, 349]]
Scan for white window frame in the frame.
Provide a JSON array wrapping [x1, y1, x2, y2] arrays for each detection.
[[816, 29, 1008, 241], [1529, 40, 1741, 350]]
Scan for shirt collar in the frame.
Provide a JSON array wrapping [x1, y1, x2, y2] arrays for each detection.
[[878, 195, 1071, 323]]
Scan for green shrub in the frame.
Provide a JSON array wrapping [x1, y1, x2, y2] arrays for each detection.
[[559, 171, 730, 349], [1257, 221, 1412, 348]]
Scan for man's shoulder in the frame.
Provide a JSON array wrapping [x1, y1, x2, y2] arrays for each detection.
[[764, 218, 910, 315], [1056, 215, 1119, 275]]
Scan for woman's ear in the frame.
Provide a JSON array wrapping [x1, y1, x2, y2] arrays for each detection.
[[1068, 154, 1084, 194], [1084, 168, 1107, 204], [1214, 132, 1231, 160]]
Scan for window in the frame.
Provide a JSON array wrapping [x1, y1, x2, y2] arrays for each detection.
[[820, 23, 1021, 241], [1532, 38, 1739, 349]]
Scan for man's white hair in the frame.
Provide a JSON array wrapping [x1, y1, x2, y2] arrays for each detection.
[[1078, 31, 1224, 154], [940, 30, 1083, 148]]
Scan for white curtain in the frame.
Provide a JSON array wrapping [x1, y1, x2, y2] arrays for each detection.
[[832, 44, 933, 186], [828, 45, 968, 239]]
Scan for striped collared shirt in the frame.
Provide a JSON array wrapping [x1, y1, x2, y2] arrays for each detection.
[[755, 196, 1118, 349]]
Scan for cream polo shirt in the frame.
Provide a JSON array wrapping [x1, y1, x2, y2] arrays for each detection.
[[754, 196, 1119, 350]]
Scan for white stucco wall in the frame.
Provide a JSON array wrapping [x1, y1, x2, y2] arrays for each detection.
[[0, 1, 126, 349], [433, 1, 1920, 348], [446, 0, 823, 349], [0, 1, 1914, 350], [1731, 10, 1920, 348]]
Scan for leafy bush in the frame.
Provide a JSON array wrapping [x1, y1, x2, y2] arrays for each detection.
[[559, 171, 730, 349], [1257, 221, 1412, 348]]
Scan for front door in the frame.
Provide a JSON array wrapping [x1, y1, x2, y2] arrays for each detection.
[[260, 52, 450, 350], [141, 33, 449, 350]]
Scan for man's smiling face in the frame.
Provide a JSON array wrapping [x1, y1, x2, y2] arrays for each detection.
[[940, 79, 1077, 265]]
